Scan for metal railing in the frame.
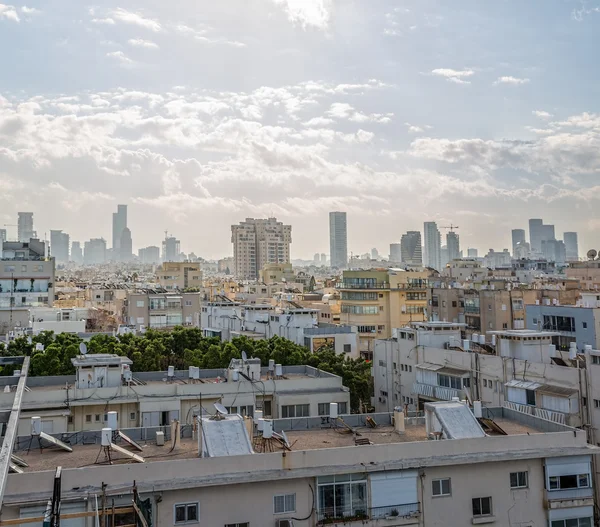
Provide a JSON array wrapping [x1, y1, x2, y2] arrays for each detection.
[[317, 503, 420, 524], [370, 503, 420, 519]]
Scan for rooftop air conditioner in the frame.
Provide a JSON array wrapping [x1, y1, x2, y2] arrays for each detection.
[[276, 520, 293, 527]]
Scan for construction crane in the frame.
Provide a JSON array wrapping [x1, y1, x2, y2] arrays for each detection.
[[440, 224, 459, 232]]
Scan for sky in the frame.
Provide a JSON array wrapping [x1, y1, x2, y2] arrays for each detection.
[[0, 0, 599, 260]]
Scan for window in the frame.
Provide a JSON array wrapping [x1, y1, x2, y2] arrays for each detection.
[[551, 519, 592, 527], [281, 404, 309, 418], [185, 300, 193, 306], [85, 415, 91, 423], [583, 322, 588, 329], [472, 497, 492, 517], [68, 416, 73, 424], [526, 389, 536, 406], [595, 399, 600, 409], [318, 403, 329, 416], [592, 356, 600, 365], [4, 265, 15, 272], [130, 412, 136, 421], [338, 402, 347, 414], [452, 301, 457, 308], [317, 474, 367, 520], [341, 305, 379, 315], [136, 300, 145, 308], [483, 379, 488, 388], [432, 478, 451, 497], [438, 374, 461, 390], [510, 471, 528, 489], [549, 474, 590, 490], [378, 360, 386, 367], [274, 493, 296, 514], [174, 503, 198, 524], [95, 414, 101, 422], [225, 524, 249, 527], [21, 265, 27, 272], [343, 344, 351, 353]]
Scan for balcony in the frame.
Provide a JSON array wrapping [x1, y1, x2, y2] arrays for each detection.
[[413, 383, 464, 401], [370, 503, 420, 520], [317, 503, 420, 525], [503, 401, 568, 425]]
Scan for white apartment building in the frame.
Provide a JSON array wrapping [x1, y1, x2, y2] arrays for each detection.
[[232, 218, 292, 280], [0, 393, 596, 527]]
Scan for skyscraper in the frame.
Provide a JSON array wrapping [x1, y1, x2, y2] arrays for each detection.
[[329, 212, 348, 269], [467, 248, 478, 258], [50, 230, 70, 263], [17, 212, 34, 242], [511, 229, 526, 256], [389, 243, 402, 263], [564, 232, 579, 261], [400, 231, 423, 265], [446, 231, 460, 262], [528, 219, 543, 254], [84, 238, 107, 265], [120, 228, 133, 262], [139, 246, 161, 265], [0, 229, 6, 251], [163, 236, 181, 263], [423, 222, 441, 270], [231, 218, 292, 279], [71, 241, 83, 264], [112, 204, 127, 258]]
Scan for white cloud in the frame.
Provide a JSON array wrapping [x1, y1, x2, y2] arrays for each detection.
[[494, 76, 530, 85], [21, 6, 40, 15], [303, 117, 334, 127], [106, 51, 134, 65], [108, 8, 161, 32], [405, 122, 432, 134], [128, 38, 159, 49], [431, 68, 474, 84], [0, 3, 19, 22], [272, 0, 332, 30], [326, 102, 393, 123], [533, 110, 553, 119], [91, 17, 115, 25]]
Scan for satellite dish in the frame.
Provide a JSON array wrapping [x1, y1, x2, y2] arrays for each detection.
[[281, 429, 290, 448], [27, 337, 32, 345], [241, 350, 248, 362], [35, 343, 44, 352], [214, 402, 228, 416], [587, 249, 597, 261], [79, 342, 88, 355]]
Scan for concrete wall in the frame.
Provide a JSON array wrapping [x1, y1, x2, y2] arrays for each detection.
[[526, 305, 599, 349]]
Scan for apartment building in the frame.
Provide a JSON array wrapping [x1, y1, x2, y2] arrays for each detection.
[[259, 263, 296, 284], [156, 262, 203, 291], [567, 259, 600, 290], [127, 292, 201, 330], [338, 269, 429, 358], [0, 392, 596, 527], [231, 218, 292, 280]]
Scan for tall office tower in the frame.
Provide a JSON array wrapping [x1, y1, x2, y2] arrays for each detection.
[[0, 229, 6, 252], [400, 231, 423, 265], [528, 219, 544, 254], [119, 228, 133, 262], [320, 253, 327, 263], [162, 235, 181, 262], [17, 212, 34, 242], [329, 212, 348, 269], [371, 248, 379, 260], [467, 248, 478, 258], [511, 229, 526, 256], [542, 239, 566, 264], [446, 231, 460, 262], [49, 230, 70, 263], [564, 232, 579, 261], [313, 253, 320, 264], [139, 246, 161, 265], [71, 241, 83, 264], [389, 243, 402, 263], [112, 204, 128, 259], [423, 222, 441, 270], [83, 238, 107, 265], [231, 218, 292, 279]]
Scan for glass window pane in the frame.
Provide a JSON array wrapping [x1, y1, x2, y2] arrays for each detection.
[[187, 505, 197, 521], [442, 479, 451, 495], [472, 498, 481, 516], [510, 473, 518, 487], [481, 497, 491, 515], [579, 518, 592, 527], [432, 480, 440, 495], [175, 506, 186, 522], [565, 520, 578, 527], [550, 521, 564, 527]]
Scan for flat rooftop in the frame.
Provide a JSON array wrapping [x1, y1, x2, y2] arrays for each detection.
[[14, 416, 543, 473], [489, 329, 559, 338]]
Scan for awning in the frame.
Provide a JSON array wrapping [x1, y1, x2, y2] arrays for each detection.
[[416, 363, 469, 376], [505, 379, 542, 390], [537, 384, 578, 397]]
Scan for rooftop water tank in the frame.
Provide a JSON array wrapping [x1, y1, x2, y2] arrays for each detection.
[[101, 428, 112, 447], [31, 416, 42, 436]]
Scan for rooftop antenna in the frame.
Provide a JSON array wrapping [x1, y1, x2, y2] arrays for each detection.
[[79, 342, 88, 356], [213, 402, 228, 419], [241, 350, 248, 363]]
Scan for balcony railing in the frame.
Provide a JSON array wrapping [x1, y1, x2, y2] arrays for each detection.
[[503, 401, 566, 425], [337, 282, 428, 290], [413, 383, 464, 401], [370, 503, 420, 519]]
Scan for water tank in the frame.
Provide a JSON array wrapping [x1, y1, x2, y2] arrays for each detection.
[[193, 367, 200, 380], [257, 418, 265, 432], [584, 345, 593, 352], [188, 367, 195, 379], [167, 366, 175, 378], [569, 343, 577, 360], [479, 334, 486, 345], [254, 409, 263, 424], [107, 411, 118, 431], [472, 333, 479, 344], [491, 335, 497, 346], [123, 370, 132, 382], [275, 364, 283, 377], [549, 344, 557, 357], [31, 416, 42, 436], [473, 401, 482, 418], [232, 369, 239, 382], [262, 419, 273, 439], [101, 428, 112, 447], [393, 406, 405, 434], [329, 403, 338, 419], [463, 339, 470, 351], [268, 359, 275, 372]]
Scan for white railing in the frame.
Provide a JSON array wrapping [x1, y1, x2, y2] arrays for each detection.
[[503, 402, 566, 424], [413, 383, 434, 398], [413, 383, 463, 401]]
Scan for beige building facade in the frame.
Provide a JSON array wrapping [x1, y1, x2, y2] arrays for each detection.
[[127, 292, 201, 329], [156, 261, 203, 291]]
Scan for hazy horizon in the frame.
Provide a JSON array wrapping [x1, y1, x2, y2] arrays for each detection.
[[1, 0, 599, 260]]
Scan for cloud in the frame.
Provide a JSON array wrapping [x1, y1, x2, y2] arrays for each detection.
[[21, 5, 40, 15], [128, 38, 159, 49], [405, 122, 432, 134], [106, 51, 134, 65], [431, 68, 474, 84], [271, 0, 332, 30], [303, 117, 334, 127], [326, 103, 393, 123], [532, 110, 553, 119], [0, 3, 19, 22], [91, 17, 115, 25], [108, 8, 161, 32], [572, 3, 600, 21], [173, 22, 246, 47], [494, 76, 530, 85]]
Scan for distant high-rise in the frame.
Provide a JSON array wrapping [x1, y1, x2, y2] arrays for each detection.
[[163, 236, 181, 263], [423, 222, 441, 270], [400, 231, 423, 265], [231, 218, 291, 279], [71, 241, 83, 264], [112, 204, 127, 258], [371, 248, 379, 260], [542, 239, 566, 264], [564, 232, 579, 261], [511, 229, 526, 256], [84, 238, 107, 265], [17, 212, 34, 242], [389, 243, 402, 263], [320, 253, 326, 263], [0, 229, 6, 251], [120, 228, 133, 262], [467, 248, 478, 258], [313, 253, 320, 264], [446, 231, 460, 262], [529, 219, 555, 254], [139, 246, 161, 265], [329, 212, 348, 269], [50, 230, 70, 263]]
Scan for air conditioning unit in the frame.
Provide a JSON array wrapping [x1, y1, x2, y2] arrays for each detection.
[[276, 520, 293, 527]]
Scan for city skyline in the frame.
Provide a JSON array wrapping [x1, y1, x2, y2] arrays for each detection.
[[0, 1, 598, 259]]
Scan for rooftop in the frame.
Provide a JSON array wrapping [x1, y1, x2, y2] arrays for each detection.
[[488, 329, 559, 338]]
